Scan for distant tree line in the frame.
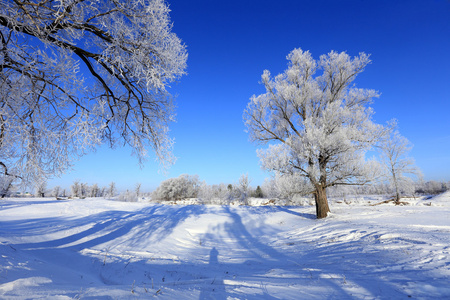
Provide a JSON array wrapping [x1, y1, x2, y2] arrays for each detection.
[[149, 174, 448, 204], [1, 173, 447, 202], [150, 174, 264, 204], [327, 180, 449, 198]]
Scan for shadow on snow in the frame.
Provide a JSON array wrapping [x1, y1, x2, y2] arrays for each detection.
[[0, 203, 439, 299]]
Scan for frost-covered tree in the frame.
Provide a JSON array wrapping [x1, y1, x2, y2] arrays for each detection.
[[152, 174, 200, 201], [379, 129, 421, 203], [244, 48, 385, 218], [99, 186, 106, 197], [35, 180, 47, 197], [238, 173, 251, 203], [107, 181, 116, 198], [52, 185, 61, 199], [135, 183, 141, 199], [80, 182, 89, 198], [198, 181, 214, 201], [213, 183, 230, 200], [0, 0, 187, 188], [116, 189, 137, 202], [90, 183, 99, 197], [197, 182, 233, 203], [206, 183, 230, 201], [71, 180, 80, 198]]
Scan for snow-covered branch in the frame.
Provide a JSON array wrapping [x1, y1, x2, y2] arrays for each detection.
[[0, 0, 187, 187]]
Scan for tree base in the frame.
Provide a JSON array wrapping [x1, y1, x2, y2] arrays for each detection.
[[314, 186, 330, 219]]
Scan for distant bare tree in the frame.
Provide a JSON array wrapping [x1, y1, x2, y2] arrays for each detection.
[[99, 187, 106, 198], [90, 183, 99, 197], [52, 185, 61, 199], [80, 183, 89, 198], [379, 129, 421, 203], [71, 180, 80, 198], [238, 173, 251, 204], [135, 183, 142, 199], [107, 182, 116, 198]]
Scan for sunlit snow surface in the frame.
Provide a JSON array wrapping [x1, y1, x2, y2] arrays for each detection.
[[1, 193, 449, 299]]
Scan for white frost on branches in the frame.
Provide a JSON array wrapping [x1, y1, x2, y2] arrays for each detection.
[[152, 174, 200, 201], [0, 0, 187, 186], [379, 128, 421, 201], [244, 48, 387, 217]]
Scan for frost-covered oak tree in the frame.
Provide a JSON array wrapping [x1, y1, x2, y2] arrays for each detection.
[[0, 0, 187, 187], [244, 48, 385, 218]]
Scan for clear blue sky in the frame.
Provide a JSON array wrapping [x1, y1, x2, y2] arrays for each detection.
[[49, 0, 450, 192]]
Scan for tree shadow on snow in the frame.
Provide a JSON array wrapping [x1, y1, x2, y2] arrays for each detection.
[[0, 198, 62, 211], [2, 204, 205, 251], [0, 204, 209, 298], [0, 204, 436, 299], [192, 206, 421, 299], [277, 206, 316, 219]]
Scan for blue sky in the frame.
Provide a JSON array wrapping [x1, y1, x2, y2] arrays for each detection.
[[49, 0, 450, 192]]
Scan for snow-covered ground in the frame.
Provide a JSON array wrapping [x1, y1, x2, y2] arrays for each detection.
[[1, 193, 449, 299]]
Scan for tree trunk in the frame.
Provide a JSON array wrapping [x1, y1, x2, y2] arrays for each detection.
[[314, 185, 330, 219], [393, 178, 401, 205], [391, 166, 401, 205]]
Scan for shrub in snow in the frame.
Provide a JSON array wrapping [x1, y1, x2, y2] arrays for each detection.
[[198, 183, 236, 204], [152, 174, 200, 201], [224, 183, 247, 204], [198, 182, 215, 201], [117, 190, 138, 202]]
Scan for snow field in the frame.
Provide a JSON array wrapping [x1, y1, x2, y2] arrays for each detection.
[[0, 193, 449, 299]]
